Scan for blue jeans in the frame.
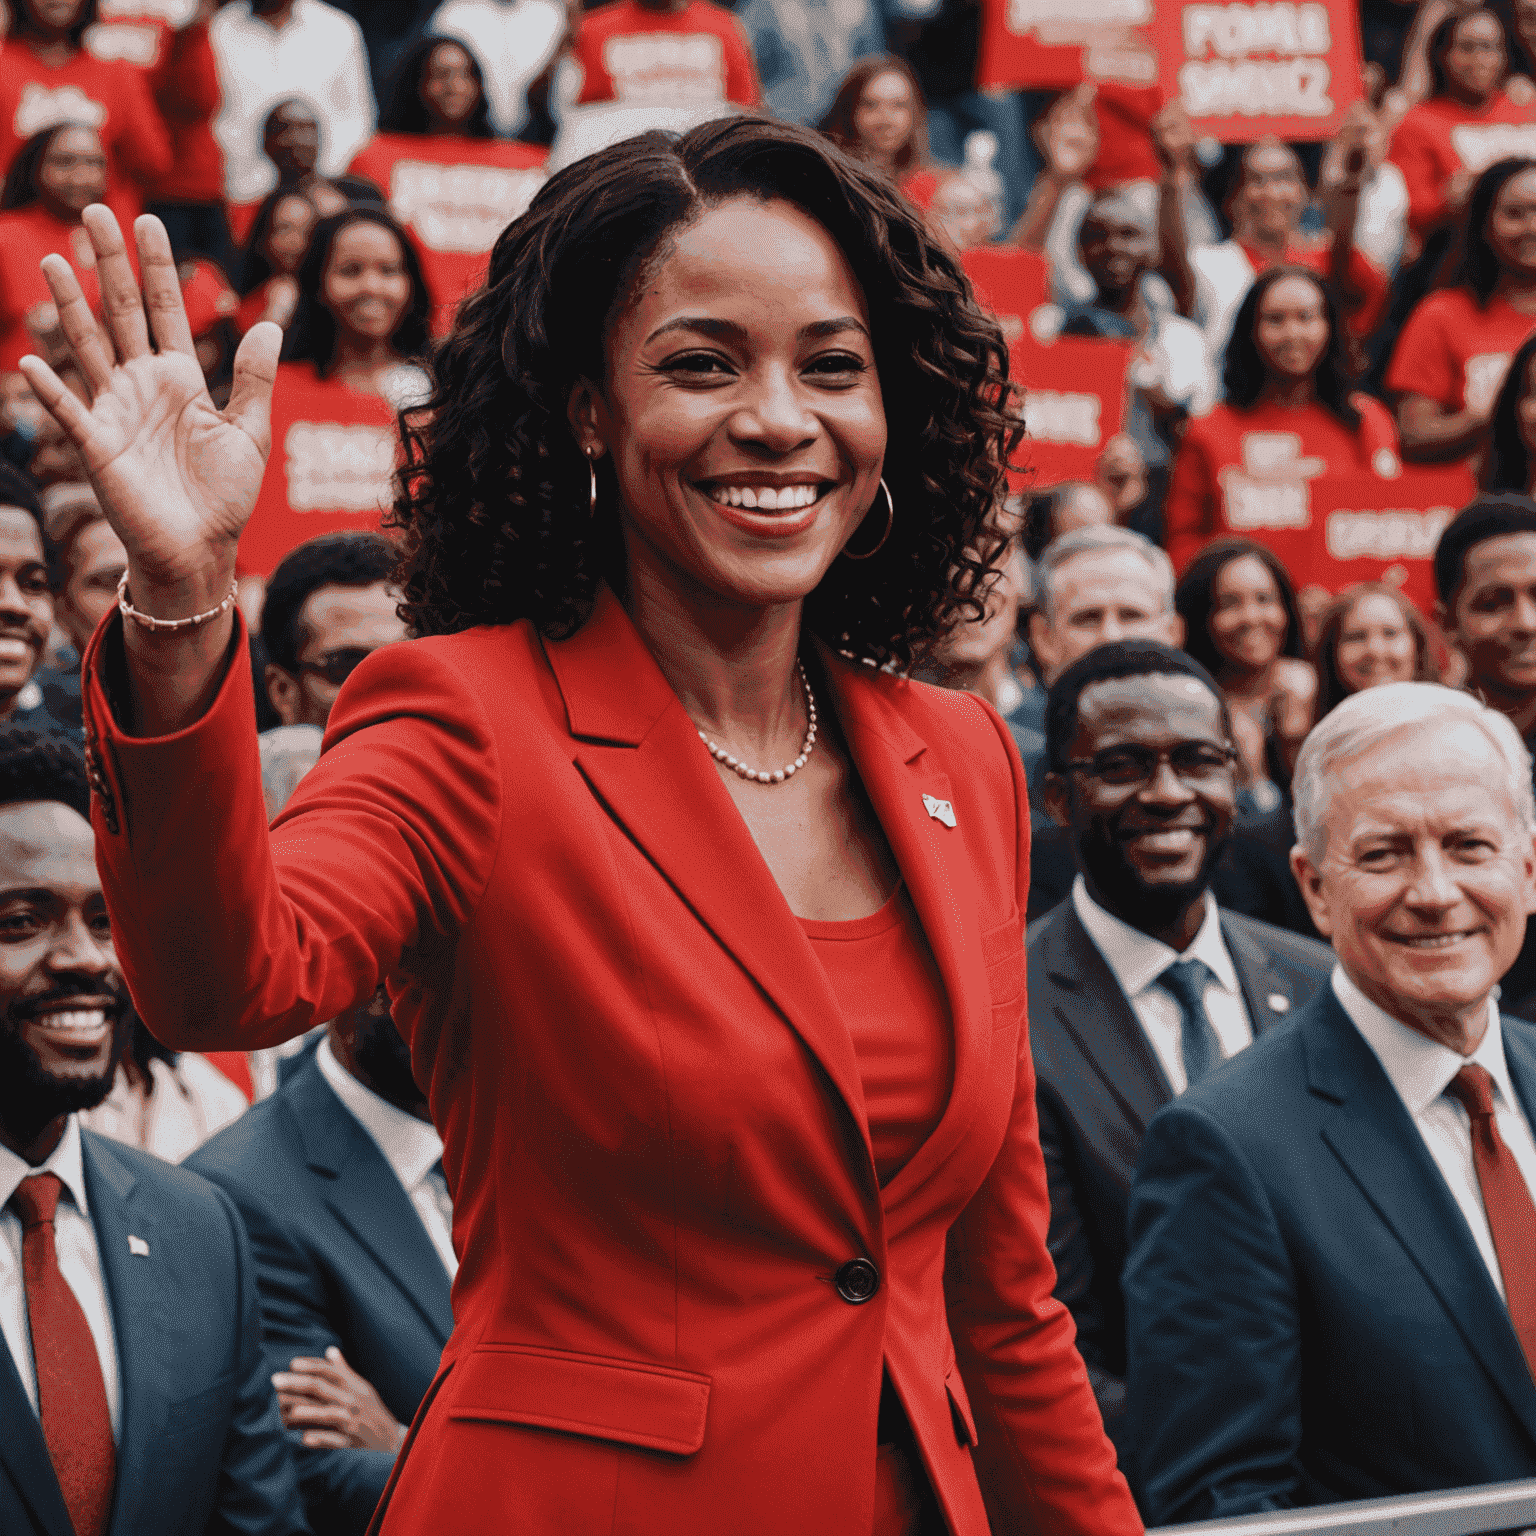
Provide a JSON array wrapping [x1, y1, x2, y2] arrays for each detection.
[[924, 89, 1030, 229]]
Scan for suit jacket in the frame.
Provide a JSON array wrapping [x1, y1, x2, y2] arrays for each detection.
[[0, 1132, 308, 1536], [188, 1056, 453, 1533], [80, 586, 1141, 1536], [1124, 989, 1536, 1524], [1027, 899, 1333, 1442]]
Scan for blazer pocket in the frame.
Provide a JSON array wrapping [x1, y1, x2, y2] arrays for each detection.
[[445, 1343, 711, 1457], [980, 910, 1026, 1026], [945, 1367, 979, 1448]]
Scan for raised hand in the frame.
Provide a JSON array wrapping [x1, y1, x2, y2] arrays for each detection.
[[1151, 102, 1196, 177], [1035, 85, 1099, 182], [18, 205, 281, 615]]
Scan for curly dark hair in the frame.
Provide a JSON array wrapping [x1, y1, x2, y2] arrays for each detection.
[[1455, 157, 1536, 305], [1223, 266, 1360, 429], [282, 207, 432, 376], [389, 116, 1020, 666], [380, 36, 495, 139], [0, 726, 89, 822]]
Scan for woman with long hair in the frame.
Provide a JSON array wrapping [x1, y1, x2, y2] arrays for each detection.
[[1388, 8, 1535, 249], [1479, 326, 1536, 493], [349, 37, 549, 333], [1176, 538, 1315, 795], [1310, 582, 1438, 719], [819, 56, 939, 209], [1164, 265, 1401, 576], [234, 188, 319, 335], [0, 0, 171, 214], [1387, 155, 1536, 463], [241, 207, 431, 578], [22, 118, 1142, 1533]]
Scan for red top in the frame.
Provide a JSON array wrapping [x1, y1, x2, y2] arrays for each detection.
[[572, 0, 760, 106], [1389, 92, 1536, 241], [243, 361, 403, 577], [1385, 285, 1536, 416], [800, 884, 953, 1188], [1164, 395, 1401, 573], [349, 133, 548, 332], [900, 168, 940, 211], [1084, 81, 1163, 191], [0, 200, 140, 369], [0, 37, 172, 215]]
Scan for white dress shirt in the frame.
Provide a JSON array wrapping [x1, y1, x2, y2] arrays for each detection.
[[211, 0, 376, 203], [428, 0, 567, 137], [1334, 968, 1536, 1303], [1072, 876, 1254, 1095], [315, 1039, 457, 1279], [0, 1117, 121, 1438]]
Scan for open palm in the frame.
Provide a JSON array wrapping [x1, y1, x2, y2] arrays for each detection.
[[19, 206, 280, 595]]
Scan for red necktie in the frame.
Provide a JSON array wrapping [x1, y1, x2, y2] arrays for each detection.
[[1445, 1065, 1536, 1382], [10, 1173, 115, 1536]]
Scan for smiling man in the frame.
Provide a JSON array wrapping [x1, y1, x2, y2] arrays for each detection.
[[0, 728, 309, 1536], [1125, 682, 1536, 1522], [1028, 640, 1330, 1456]]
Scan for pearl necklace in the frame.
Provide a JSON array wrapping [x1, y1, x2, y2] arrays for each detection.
[[698, 660, 818, 784]]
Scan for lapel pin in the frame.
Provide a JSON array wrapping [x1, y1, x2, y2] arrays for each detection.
[[1266, 994, 1290, 1014], [922, 794, 956, 828], [127, 1234, 149, 1257]]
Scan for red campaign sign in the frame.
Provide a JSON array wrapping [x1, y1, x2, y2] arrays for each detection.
[[1150, 0, 1364, 143], [976, 0, 1152, 91], [1218, 461, 1475, 615]]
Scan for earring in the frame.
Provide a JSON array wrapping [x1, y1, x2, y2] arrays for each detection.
[[840, 478, 894, 561], [586, 448, 599, 519]]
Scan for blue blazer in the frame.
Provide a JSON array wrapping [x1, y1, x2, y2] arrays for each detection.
[[1124, 988, 1536, 1524], [188, 1057, 452, 1534], [0, 1131, 308, 1536]]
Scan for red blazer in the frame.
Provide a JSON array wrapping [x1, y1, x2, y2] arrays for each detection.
[[81, 586, 1139, 1536]]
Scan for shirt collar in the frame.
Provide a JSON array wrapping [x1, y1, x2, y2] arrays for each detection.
[[316, 1038, 443, 1192], [1072, 875, 1240, 999], [0, 1115, 89, 1220], [1331, 967, 1514, 1115]]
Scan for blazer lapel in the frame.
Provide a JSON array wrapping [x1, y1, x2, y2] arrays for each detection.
[[1307, 996, 1536, 1444], [545, 589, 872, 1161], [821, 657, 992, 1209], [1222, 917, 1304, 1038], [0, 1335, 72, 1536], [82, 1133, 169, 1536], [1043, 903, 1172, 1135], [289, 1067, 455, 1344]]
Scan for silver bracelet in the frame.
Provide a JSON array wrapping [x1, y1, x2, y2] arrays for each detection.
[[117, 570, 239, 632]]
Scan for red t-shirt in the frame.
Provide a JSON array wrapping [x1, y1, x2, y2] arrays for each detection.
[[0, 200, 140, 369], [1389, 91, 1536, 241], [85, 10, 224, 205], [1165, 395, 1400, 572], [243, 361, 408, 577], [0, 38, 172, 215], [899, 168, 940, 211], [349, 134, 548, 332], [1084, 80, 1163, 190], [572, 0, 760, 107], [1385, 285, 1536, 416]]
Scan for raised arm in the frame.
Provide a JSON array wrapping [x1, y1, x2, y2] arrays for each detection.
[[1010, 87, 1099, 254], [1151, 102, 1200, 319]]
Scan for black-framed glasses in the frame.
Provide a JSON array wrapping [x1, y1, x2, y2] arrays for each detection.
[[299, 647, 375, 686], [1065, 743, 1238, 788]]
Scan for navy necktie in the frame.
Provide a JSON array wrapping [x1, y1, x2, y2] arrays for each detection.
[[1156, 958, 1223, 1089]]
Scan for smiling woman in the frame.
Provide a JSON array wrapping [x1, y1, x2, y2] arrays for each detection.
[[22, 116, 1140, 1536]]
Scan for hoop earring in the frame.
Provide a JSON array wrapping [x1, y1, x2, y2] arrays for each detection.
[[841, 478, 894, 561], [587, 450, 599, 519]]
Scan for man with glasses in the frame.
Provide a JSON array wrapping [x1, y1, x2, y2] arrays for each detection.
[[258, 533, 405, 821], [1026, 640, 1331, 1456]]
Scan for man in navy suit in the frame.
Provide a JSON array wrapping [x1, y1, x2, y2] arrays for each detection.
[[1125, 682, 1536, 1523], [0, 728, 307, 1536], [189, 988, 453, 1533], [1028, 641, 1332, 1453]]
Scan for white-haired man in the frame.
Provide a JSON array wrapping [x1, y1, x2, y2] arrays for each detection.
[[1124, 683, 1536, 1523]]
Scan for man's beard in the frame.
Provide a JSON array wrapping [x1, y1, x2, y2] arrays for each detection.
[[0, 987, 131, 1148], [1078, 819, 1230, 928]]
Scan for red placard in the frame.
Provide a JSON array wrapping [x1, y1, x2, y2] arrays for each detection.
[[976, 0, 1152, 91], [1214, 460, 1474, 614], [1150, 0, 1364, 143]]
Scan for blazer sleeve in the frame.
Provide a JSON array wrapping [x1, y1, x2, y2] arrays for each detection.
[[201, 1173, 396, 1531], [944, 707, 1141, 1536], [1124, 1101, 1304, 1524], [82, 614, 502, 1051], [209, 1184, 313, 1536]]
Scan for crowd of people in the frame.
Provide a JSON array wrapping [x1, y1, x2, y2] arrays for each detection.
[[4, 0, 1536, 1533]]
